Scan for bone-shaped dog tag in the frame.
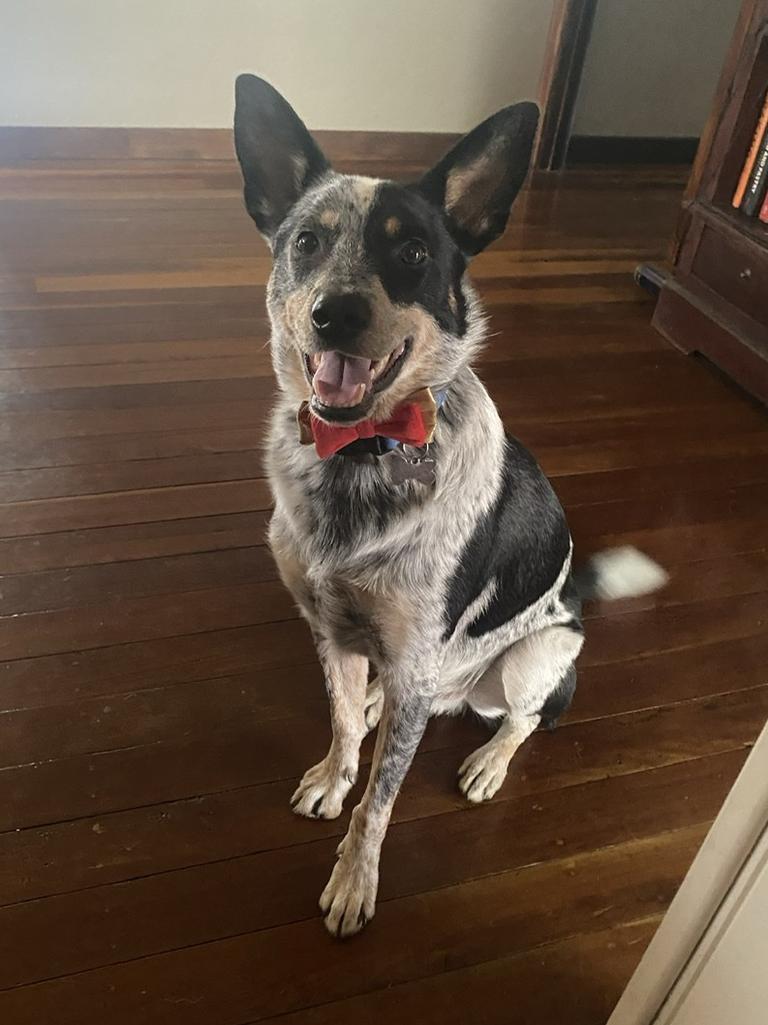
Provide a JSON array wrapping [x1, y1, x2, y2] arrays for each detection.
[[385, 445, 436, 486]]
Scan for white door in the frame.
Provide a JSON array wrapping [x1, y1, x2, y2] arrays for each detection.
[[609, 719, 768, 1025], [659, 829, 768, 1025]]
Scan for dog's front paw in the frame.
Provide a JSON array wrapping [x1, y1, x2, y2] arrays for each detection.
[[458, 741, 510, 803], [319, 845, 378, 938], [291, 757, 356, 820]]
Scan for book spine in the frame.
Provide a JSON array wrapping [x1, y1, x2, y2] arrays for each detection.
[[740, 120, 768, 217], [732, 92, 768, 208], [760, 190, 768, 224]]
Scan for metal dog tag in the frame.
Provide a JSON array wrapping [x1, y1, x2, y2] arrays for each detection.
[[385, 444, 436, 486]]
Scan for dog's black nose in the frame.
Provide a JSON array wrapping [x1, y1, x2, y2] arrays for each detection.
[[311, 293, 371, 345]]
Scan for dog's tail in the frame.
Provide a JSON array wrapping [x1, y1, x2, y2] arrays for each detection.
[[573, 545, 668, 601]]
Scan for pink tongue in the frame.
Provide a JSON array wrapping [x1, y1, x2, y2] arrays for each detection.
[[313, 351, 373, 407]]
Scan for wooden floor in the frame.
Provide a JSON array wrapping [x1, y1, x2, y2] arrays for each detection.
[[0, 143, 766, 1025]]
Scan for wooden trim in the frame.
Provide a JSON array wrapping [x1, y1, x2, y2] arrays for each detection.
[[534, 0, 598, 170], [652, 277, 768, 403], [608, 720, 768, 1025], [0, 125, 460, 169], [567, 135, 700, 166], [671, 0, 766, 262], [682, 0, 763, 208], [656, 826, 768, 1023]]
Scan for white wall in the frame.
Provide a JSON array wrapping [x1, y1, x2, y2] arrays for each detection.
[[572, 0, 742, 138], [1, 0, 554, 132]]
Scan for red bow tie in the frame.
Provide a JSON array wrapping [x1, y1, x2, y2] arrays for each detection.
[[298, 388, 438, 459]]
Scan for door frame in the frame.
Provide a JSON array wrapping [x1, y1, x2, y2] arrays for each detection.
[[534, 0, 598, 169], [608, 719, 768, 1024]]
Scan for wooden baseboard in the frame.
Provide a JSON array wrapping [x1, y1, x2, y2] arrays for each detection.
[[0, 125, 461, 168], [567, 135, 700, 165]]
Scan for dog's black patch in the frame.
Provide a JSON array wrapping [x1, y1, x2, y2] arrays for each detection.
[[559, 573, 584, 621], [571, 559, 601, 601], [365, 183, 468, 337], [443, 437, 571, 639], [538, 665, 577, 731]]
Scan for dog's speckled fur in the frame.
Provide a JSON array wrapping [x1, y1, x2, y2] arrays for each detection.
[[234, 75, 667, 938]]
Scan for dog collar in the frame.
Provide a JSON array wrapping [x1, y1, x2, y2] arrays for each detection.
[[336, 387, 448, 460], [297, 387, 448, 460]]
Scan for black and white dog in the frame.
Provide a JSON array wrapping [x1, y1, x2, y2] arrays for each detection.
[[234, 75, 666, 938]]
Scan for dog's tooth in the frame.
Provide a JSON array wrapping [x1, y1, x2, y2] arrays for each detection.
[[352, 383, 366, 403]]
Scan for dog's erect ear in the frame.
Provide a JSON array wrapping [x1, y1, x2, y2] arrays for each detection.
[[418, 102, 539, 256], [234, 74, 330, 240]]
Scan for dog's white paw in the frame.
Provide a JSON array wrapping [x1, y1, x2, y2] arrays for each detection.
[[364, 681, 384, 731], [319, 846, 378, 938], [290, 757, 356, 820], [458, 741, 510, 803]]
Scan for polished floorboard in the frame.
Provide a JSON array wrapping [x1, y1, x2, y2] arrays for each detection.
[[0, 144, 766, 1024]]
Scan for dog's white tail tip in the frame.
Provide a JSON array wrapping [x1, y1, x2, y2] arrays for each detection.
[[587, 546, 668, 600]]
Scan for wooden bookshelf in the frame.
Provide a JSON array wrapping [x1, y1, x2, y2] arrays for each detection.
[[653, 0, 768, 402]]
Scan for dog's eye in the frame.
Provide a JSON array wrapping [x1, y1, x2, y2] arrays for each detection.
[[295, 231, 320, 256], [399, 240, 428, 266]]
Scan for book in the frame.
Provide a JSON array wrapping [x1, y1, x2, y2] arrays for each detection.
[[740, 119, 768, 217], [732, 91, 768, 208]]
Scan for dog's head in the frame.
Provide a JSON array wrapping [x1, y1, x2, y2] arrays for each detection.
[[234, 75, 538, 424]]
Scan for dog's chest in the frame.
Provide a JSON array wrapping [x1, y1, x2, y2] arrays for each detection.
[[300, 455, 422, 552], [307, 564, 417, 664]]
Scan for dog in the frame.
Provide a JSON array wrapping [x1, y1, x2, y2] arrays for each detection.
[[233, 75, 667, 938]]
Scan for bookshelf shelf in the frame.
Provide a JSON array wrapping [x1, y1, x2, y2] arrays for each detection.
[[711, 26, 768, 209], [653, 0, 768, 402], [704, 200, 768, 252]]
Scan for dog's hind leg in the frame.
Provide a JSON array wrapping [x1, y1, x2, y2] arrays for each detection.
[[459, 624, 583, 803], [291, 638, 368, 820]]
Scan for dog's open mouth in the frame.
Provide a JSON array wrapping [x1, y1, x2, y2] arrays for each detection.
[[304, 339, 410, 420]]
